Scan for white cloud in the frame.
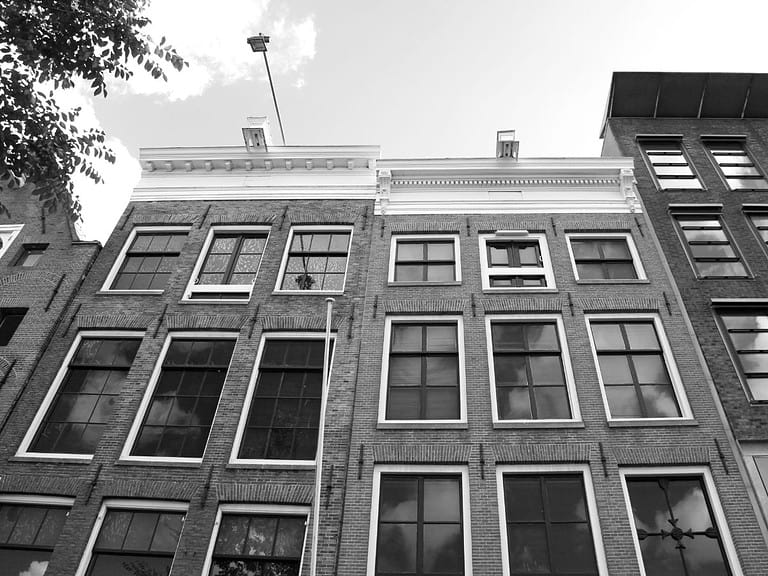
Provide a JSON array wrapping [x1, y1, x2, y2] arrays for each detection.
[[108, 0, 317, 100], [20, 560, 48, 576]]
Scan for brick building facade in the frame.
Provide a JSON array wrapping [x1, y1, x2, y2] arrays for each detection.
[[602, 72, 768, 540], [0, 105, 767, 576]]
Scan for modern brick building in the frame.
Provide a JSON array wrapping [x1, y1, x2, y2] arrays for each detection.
[[602, 71, 768, 539], [1, 107, 767, 576]]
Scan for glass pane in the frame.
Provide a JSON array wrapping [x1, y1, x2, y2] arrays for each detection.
[[549, 524, 597, 573], [533, 387, 570, 419], [0, 549, 52, 576], [426, 325, 456, 352], [388, 388, 420, 419], [747, 378, 768, 401], [598, 355, 632, 384], [388, 357, 421, 387], [423, 524, 463, 573], [571, 240, 600, 259], [721, 315, 768, 330], [545, 478, 586, 522], [216, 516, 247, 555], [425, 388, 459, 419], [591, 324, 624, 350], [8, 507, 45, 545], [88, 553, 172, 576], [605, 386, 642, 418], [606, 262, 638, 279], [427, 242, 454, 261], [96, 511, 132, 550], [498, 387, 532, 420], [729, 332, 768, 351], [494, 355, 528, 386], [697, 261, 746, 277], [632, 355, 670, 384], [740, 352, 768, 373], [577, 263, 607, 279], [376, 524, 416, 573], [690, 244, 736, 259], [395, 264, 423, 282], [507, 525, 550, 573], [273, 517, 306, 557], [123, 512, 158, 551], [424, 479, 461, 522], [492, 324, 525, 351], [488, 244, 509, 266], [328, 233, 349, 252], [526, 324, 558, 351], [518, 244, 540, 266], [391, 325, 422, 352], [427, 264, 455, 282], [425, 357, 458, 387], [151, 513, 183, 553], [755, 456, 768, 492], [35, 508, 68, 547], [397, 243, 423, 262], [529, 356, 564, 385], [504, 477, 543, 521], [654, 165, 694, 176], [245, 516, 277, 556], [722, 166, 760, 176], [641, 385, 681, 417], [601, 239, 631, 258], [683, 229, 727, 242], [380, 477, 418, 521], [624, 324, 659, 350], [660, 178, 702, 190]]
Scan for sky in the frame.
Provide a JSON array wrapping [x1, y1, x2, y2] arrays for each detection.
[[63, 0, 768, 241]]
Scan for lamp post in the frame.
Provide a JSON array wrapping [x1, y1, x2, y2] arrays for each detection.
[[246, 34, 286, 145]]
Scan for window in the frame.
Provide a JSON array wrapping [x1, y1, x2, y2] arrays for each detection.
[[276, 226, 352, 292], [746, 211, 768, 251], [76, 501, 186, 576], [369, 466, 470, 576], [479, 233, 555, 291], [21, 334, 142, 457], [620, 468, 740, 576], [641, 140, 702, 190], [0, 496, 72, 576], [567, 234, 644, 281], [674, 215, 747, 278], [14, 243, 47, 267], [389, 235, 460, 283], [0, 224, 23, 260], [587, 316, 690, 421], [103, 227, 189, 292], [487, 316, 579, 423], [380, 317, 465, 423], [497, 466, 606, 576], [184, 227, 269, 301], [705, 139, 768, 190], [233, 335, 331, 463], [0, 308, 26, 346], [202, 505, 309, 576], [742, 444, 768, 522], [123, 335, 236, 461], [716, 310, 768, 401]]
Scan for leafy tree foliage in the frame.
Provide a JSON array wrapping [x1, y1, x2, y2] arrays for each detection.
[[0, 0, 186, 219]]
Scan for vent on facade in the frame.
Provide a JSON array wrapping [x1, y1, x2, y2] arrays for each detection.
[[242, 127, 267, 152], [496, 130, 520, 159]]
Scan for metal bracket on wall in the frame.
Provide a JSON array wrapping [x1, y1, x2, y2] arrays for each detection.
[[85, 463, 103, 503], [550, 216, 557, 235], [40, 207, 46, 234], [599, 442, 608, 477], [198, 204, 212, 228], [372, 295, 378, 319], [634, 216, 644, 237], [248, 304, 260, 339], [0, 359, 16, 390], [662, 291, 671, 315], [278, 205, 288, 230], [153, 304, 168, 338], [479, 444, 485, 480], [380, 219, 385, 238], [714, 439, 729, 475], [64, 303, 82, 335], [361, 206, 369, 230], [44, 274, 65, 312], [357, 444, 364, 480], [466, 217, 471, 237], [324, 464, 334, 509], [347, 302, 355, 339], [567, 292, 574, 316], [200, 466, 214, 507], [470, 293, 476, 317]]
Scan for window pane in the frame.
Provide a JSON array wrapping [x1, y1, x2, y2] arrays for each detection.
[[379, 478, 418, 522], [591, 323, 624, 350], [391, 325, 422, 352], [423, 525, 463, 573], [423, 479, 461, 522], [428, 242, 454, 261], [507, 525, 550, 572], [377, 524, 417, 573], [397, 242, 423, 262], [426, 325, 456, 352], [605, 386, 643, 417]]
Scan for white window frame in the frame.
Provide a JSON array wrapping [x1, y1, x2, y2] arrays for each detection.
[[182, 225, 270, 303], [584, 313, 693, 424], [74, 499, 188, 576], [478, 232, 556, 292], [485, 314, 581, 426], [618, 466, 743, 576], [703, 137, 768, 191], [378, 315, 467, 427], [639, 138, 704, 191], [120, 331, 237, 464], [200, 503, 311, 576], [16, 330, 144, 461], [742, 442, 768, 521], [495, 464, 608, 576], [0, 224, 23, 261], [230, 331, 335, 467], [388, 233, 462, 284], [367, 464, 473, 576], [274, 225, 353, 294], [101, 225, 191, 293], [565, 232, 646, 281]]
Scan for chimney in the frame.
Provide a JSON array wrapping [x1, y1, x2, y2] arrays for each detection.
[[242, 116, 274, 152], [496, 130, 520, 159]]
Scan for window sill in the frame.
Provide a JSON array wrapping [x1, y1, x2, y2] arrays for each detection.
[[11, 454, 93, 464], [96, 290, 165, 296], [227, 460, 315, 470], [575, 279, 650, 285], [493, 420, 585, 429], [607, 418, 698, 428], [377, 421, 468, 430], [481, 288, 558, 294], [272, 290, 345, 296], [180, 299, 250, 305], [116, 458, 201, 468], [696, 276, 753, 281], [387, 281, 462, 287]]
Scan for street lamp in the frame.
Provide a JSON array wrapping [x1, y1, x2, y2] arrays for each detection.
[[247, 34, 286, 145]]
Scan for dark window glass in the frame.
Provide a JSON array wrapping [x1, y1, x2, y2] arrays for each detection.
[[627, 477, 732, 576], [281, 231, 350, 291], [15, 244, 48, 268], [643, 141, 702, 190], [132, 339, 235, 458], [719, 313, 768, 401], [485, 238, 551, 288], [492, 321, 571, 420], [387, 323, 459, 420], [197, 233, 267, 287], [31, 337, 141, 454], [0, 308, 26, 346], [239, 339, 329, 460], [376, 475, 463, 576], [209, 514, 306, 576], [0, 503, 69, 576], [707, 140, 768, 190], [590, 320, 681, 418], [111, 231, 187, 290], [675, 217, 747, 278], [87, 509, 184, 576], [503, 475, 598, 575], [394, 239, 456, 282], [571, 238, 638, 280]]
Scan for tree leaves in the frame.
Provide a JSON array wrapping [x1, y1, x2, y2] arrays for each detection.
[[0, 0, 188, 220]]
